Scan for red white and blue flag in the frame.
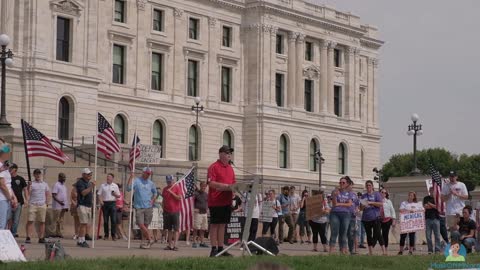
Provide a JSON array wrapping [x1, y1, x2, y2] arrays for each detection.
[[172, 168, 196, 232], [429, 164, 445, 214], [129, 133, 141, 171], [97, 113, 120, 159]]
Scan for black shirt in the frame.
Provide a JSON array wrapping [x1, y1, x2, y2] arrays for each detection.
[[458, 217, 476, 236], [423, 196, 439, 219], [11, 175, 27, 205], [75, 178, 93, 207]]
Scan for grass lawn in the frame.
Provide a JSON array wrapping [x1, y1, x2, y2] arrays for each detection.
[[2, 254, 480, 270]]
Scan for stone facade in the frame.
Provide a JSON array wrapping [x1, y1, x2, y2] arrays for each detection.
[[0, 0, 383, 190]]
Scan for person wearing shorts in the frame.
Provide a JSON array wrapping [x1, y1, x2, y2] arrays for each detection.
[[207, 145, 236, 257], [75, 168, 95, 248], [193, 181, 209, 248], [162, 175, 181, 251], [25, 169, 50, 244], [441, 171, 468, 235], [127, 167, 157, 249]]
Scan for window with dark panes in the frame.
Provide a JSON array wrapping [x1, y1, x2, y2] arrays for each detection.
[[56, 17, 70, 62], [114, 0, 125, 23], [221, 67, 231, 102], [153, 9, 164, 31], [304, 80, 313, 112], [151, 53, 163, 90], [189, 18, 199, 40], [187, 60, 198, 96], [275, 73, 284, 107], [222, 26, 232, 47], [113, 45, 125, 84]]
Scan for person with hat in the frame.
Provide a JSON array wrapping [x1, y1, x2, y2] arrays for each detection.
[[51, 172, 69, 238], [441, 171, 468, 235], [0, 139, 16, 230], [9, 163, 27, 237], [74, 168, 95, 248], [162, 175, 182, 251], [97, 173, 120, 241], [127, 167, 157, 249], [25, 169, 50, 244], [206, 145, 236, 257]]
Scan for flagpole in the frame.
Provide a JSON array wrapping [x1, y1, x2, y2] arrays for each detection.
[[92, 113, 99, 248], [20, 119, 32, 183], [128, 122, 138, 249]]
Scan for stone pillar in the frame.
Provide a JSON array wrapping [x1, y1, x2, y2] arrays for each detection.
[[373, 59, 379, 127], [367, 58, 374, 127], [354, 48, 361, 121], [345, 47, 355, 119], [287, 32, 298, 108], [207, 17, 219, 103], [270, 27, 278, 105], [260, 24, 272, 105], [135, 0, 147, 93], [296, 33, 305, 109], [173, 8, 186, 98], [327, 41, 336, 114], [319, 40, 328, 113]]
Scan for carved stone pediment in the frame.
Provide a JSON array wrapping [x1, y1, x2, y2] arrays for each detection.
[[50, 0, 83, 16], [303, 65, 320, 80]]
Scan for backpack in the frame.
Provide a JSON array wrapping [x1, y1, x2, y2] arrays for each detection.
[[44, 241, 70, 261]]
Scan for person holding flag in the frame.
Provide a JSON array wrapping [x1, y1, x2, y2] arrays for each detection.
[[162, 175, 182, 251], [127, 167, 157, 249]]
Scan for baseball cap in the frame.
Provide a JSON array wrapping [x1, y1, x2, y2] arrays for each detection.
[[143, 167, 152, 174], [449, 171, 457, 177], [166, 175, 174, 183], [9, 163, 18, 170], [219, 145, 234, 154], [82, 168, 92, 175]]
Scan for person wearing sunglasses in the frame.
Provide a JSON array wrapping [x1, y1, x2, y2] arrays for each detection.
[[379, 188, 396, 253], [329, 176, 355, 254], [360, 180, 385, 255]]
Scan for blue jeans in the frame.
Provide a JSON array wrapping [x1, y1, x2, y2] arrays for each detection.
[[348, 218, 356, 253], [329, 212, 351, 249], [0, 200, 10, 229], [359, 221, 366, 245], [425, 218, 441, 253], [451, 231, 476, 252], [439, 216, 449, 243], [10, 204, 23, 235]]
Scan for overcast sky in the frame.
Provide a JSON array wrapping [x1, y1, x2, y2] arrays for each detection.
[[312, 0, 480, 163]]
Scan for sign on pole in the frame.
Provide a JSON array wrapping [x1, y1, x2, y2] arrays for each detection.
[[306, 195, 324, 220], [399, 211, 425, 233], [224, 211, 244, 245], [137, 145, 162, 164], [0, 230, 27, 262]]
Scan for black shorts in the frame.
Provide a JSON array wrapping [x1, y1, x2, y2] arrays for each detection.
[[209, 205, 232, 224], [163, 212, 180, 231]]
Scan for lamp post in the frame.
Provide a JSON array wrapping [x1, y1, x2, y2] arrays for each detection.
[[373, 167, 383, 188], [407, 113, 423, 175], [191, 97, 204, 180], [0, 34, 14, 127], [315, 150, 325, 190]]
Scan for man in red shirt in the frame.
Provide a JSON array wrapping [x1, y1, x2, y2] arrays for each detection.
[[162, 175, 182, 251], [207, 145, 236, 257]]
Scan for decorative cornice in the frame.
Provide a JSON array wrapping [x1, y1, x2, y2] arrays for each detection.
[[297, 33, 306, 44], [303, 65, 320, 80], [360, 38, 384, 50], [347, 46, 355, 55], [207, 0, 244, 10], [328, 41, 337, 49], [354, 47, 362, 55], [262, 24, 271, 33], [136, 0, 146, 11], [288, 32, 298, 41], [270, 26, 278, 36], [320, 41, 329, 49], [50, 0, 83, 17], [174, 8, 183, 18]]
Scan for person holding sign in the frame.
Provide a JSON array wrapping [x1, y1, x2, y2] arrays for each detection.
[[298, 190, 312, 244], [261, 190, 280, 240], [398, 191, 424, 255], [329, 176, 355, 254], [360, 180, 385, 256], [309, 190, 330, 252]]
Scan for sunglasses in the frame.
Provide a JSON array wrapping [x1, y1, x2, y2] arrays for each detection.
[[381, 192, 387, 194], [339, 181, 347, 185]]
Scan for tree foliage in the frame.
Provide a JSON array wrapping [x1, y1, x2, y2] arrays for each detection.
[[382, 148, 480, 191]]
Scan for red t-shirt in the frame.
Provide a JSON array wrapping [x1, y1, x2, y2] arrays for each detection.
[[207, 160, 236, 207], [162, 185, 181, 213]]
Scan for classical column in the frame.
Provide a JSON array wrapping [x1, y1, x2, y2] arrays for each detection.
[[270, 27, 278, 105], [261, 24, 272, 105], [207, 17, 218, 103], [173, 8, 186, 97], [327, 41, 337, 114], [367, 58, 374, 127], [135, 0, 147, 92], [345, 46, 355, 119], [287, 31, 298, 108], [296, 33, 305, 109], [354, 48, 361, 120], [319, 40, 328, 113], [373, 59, 379, 127]]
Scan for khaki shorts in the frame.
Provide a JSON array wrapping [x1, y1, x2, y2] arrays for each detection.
[[28, 205, 47, 222], [446, 215, 459, 229], [135, 208, 153, 226], [194, 212, 208, 230], [78, 205, 92, 224]]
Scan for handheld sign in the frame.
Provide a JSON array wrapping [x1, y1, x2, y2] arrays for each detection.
[[259, 201, 275, 223], [137, 145, 162, 164], [399, 211, 425, 233], [224, 211, 244, 245], [306, 194, 324, 221], [0, 230, 27, 262]]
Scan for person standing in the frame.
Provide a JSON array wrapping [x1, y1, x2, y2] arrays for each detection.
[[441, 171, 468, 234], [398, 191, 424, 255], [329, 176, 354, 254], [360, 180, 385, 255], [278, 186, 294, 244], [115, 183, 128, 240], [25, 169, 50, 244], [9, 164, 27, 237], [346, 179, 358, 255], [244, 192, 261, 242], [127, 167, 157, 249], [289, 186, 301, 243], [298, 190, 312, 244], [380, 188, 396, 252], [70, 182, 80, 240], [309, 190, 330, 252], [206, 145, 236, 257], [261, 190, 280, 241], [0, 141, 15, 230], [97, 173, 120, 241], [51, 173, 69, 238], [162, 175, 182, 251], [74, 168, 95, 248], [192, 181, 209, 248], [423, 186, 441, 254]]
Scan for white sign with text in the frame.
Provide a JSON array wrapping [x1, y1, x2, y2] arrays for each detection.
[[0, 230, 26, 262]]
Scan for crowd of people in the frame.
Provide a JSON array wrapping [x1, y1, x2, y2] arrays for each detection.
[[0, 140, 478, 257]]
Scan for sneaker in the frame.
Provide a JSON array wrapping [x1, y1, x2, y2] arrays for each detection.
[[186, 241, 191, 246], [140, 244, 151, 249], [428, 252, 432, 255], [14, 234, 19, 238], [104, 236, 109, 240], [408, 251, 413, 255], [192, 243, 198, 248], [79, 242, 90, 248], [38, 238, 46, 244], [397, 251, 403, 255], [25, 237, 31, 244], [85, 235, 92, 241], [73, 235, 78, 240], [358, 245, 366, 249], [199, 243, 209, 248], [123, 236, 128, 241], [209, 248, 218, 257], [173, 246, 179, 251]]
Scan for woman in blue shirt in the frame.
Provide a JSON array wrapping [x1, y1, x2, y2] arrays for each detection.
[[360, 180, 385, 255], [329, 176, 354, 254]]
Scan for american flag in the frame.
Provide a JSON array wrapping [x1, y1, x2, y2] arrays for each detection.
[[129, 133, 141, 171], [172, 168, 196, 232], [429, 164, 445, 214], [97, 113, 120, 159], [21, 119, 69, 164]]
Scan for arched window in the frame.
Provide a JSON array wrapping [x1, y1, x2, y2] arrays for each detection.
[[153, 120, 164, 158], [309, 139, 319, 171], [223, 130, 233, 148], [189, 125, 199, 161], [279, 134, 288, 168], [114, 115, 126, 143], [361, 149, 365, 178], [58, 97, 72, 140], [338, 143, 347, 174]]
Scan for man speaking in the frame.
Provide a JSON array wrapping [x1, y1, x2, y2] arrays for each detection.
[[207, 145, 236, 257]]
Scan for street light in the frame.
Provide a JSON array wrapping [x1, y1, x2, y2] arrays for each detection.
[[191, 97, 204, 181], [373, 167, 383, 188], [0, 34, 14, 127], [407, 113, 423, 175], [315, 151, 325, 191]]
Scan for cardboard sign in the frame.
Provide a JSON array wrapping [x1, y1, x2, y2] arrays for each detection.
[[137, 145, 162, 164], [0, 230, 27, 262], [259, 201, 275, 223], [306, 195, 324, 220], [133, 208, 163, 230], [224, 211, 245, 245], [400, 211, 425, 233]]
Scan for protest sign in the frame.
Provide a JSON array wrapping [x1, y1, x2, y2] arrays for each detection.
[[400, 211, 425, 233], [306, 194, 324, 220]]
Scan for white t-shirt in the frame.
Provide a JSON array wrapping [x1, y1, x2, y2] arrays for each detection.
[[289, 194, 301, 214], [97, 182, 120, 202], [51, 181, 69, 210], [442, 181, 468, 215], [244, 193, 262, 219], [29, 180, 50, 205], [399, 201, 424, 212], [0, 170, 11, 201], [272, 200, 280, 218]]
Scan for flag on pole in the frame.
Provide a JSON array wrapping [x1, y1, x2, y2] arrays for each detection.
[[97, 113, 120, 159], [129, 134, 141, 171], [21, 120, 69, 164], [172, 168, 196, 232], [429, 164, 445, 214]]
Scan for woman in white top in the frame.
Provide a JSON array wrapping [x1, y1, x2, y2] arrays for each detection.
[[261, 190, 281, 241], [398, 191, 424, 255], [380, 188, 396, 252]]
